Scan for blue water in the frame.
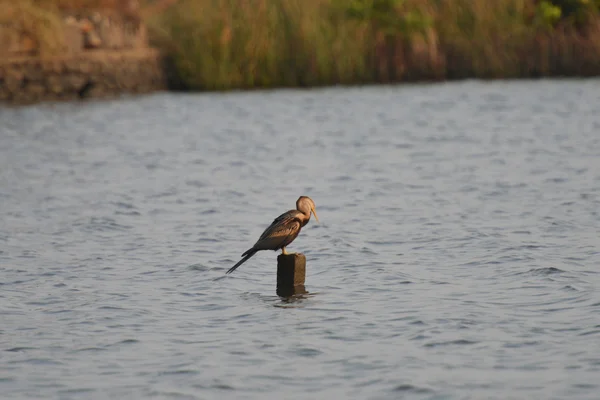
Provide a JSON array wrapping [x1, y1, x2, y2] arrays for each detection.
[[1, 79, 600, 399]]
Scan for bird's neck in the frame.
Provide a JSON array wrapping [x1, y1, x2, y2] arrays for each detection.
[[297, 208, 311, 226]]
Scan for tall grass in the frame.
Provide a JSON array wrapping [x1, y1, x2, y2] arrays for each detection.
[[434, 0, 530, 78], [33, 0, 137, 11], [9, 0, 600, 87], [149, 0, 377, 90], [150, 0, 447, 90], [0, 0, 65, 55], [150, 0, 600, 90]]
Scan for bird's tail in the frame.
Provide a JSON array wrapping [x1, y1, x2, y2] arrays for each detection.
[[226, 248, 258, 274]]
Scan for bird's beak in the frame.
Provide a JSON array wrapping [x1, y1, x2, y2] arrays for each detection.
[[312, 207, 319, 223]]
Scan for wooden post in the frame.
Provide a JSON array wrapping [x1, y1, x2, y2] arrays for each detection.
[[276, 253, 307, 297]]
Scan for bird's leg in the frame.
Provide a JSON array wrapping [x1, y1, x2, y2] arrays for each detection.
[[281, 247, 296, 255]]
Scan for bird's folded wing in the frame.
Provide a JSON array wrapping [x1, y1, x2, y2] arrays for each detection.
[[254, 212, 302, 250], [258, 211, 298, 240]]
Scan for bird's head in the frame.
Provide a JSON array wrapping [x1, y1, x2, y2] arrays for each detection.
[[297, 196, 319, 222]]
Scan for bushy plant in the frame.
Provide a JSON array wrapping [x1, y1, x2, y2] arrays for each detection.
[[147, 0, 600, 89], [537, 0, 600, 27], [534, 1, 562, 29]]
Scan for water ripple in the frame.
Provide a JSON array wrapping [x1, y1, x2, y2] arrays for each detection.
[[1, 81, 600, 400]]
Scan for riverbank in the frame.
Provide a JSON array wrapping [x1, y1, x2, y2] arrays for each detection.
[[0, 0, 166, 105], [0, 50, 165, 105], [152, 0, 600, 91], [2, 0, 600, 105]]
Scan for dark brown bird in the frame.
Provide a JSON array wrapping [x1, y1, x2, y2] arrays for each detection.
[[226, 196, 319, 274]]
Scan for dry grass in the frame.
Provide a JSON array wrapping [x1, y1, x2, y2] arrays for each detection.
[[0, 0, 65, 55], [432, 0, 531, 78], [1, 0, 146, 57], [7, 0, 600, 88], [152, 0, 434, 90], [151, 0, 600, 90], [149, 0, 375, 89], [33, 0, 135, 11]]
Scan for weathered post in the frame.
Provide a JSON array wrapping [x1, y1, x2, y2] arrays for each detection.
[[276, 253, 308, 297]]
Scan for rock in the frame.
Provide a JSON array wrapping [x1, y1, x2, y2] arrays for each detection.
[[0, 48, 165, 105], [4, 69, 24, 92], [47, 75, 64, 95], [64, 24, 84, 53]]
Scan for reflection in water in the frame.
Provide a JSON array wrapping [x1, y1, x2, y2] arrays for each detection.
[[275, 285, 317, 307], [276, 283, 308, 298]]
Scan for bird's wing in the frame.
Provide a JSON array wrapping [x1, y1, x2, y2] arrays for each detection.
[[258, 210, 298, 240], [253, 210, 302, 250]]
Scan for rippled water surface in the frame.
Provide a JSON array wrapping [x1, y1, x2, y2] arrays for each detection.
[[2, 80, 600, 400]]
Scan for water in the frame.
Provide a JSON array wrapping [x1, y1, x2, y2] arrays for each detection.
[[1, 79, 599, 400]]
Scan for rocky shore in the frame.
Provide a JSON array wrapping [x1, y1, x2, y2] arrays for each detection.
[[0, 1, 166, 105]]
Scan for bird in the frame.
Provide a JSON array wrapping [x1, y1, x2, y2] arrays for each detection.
[[226, 196, 319, 274]]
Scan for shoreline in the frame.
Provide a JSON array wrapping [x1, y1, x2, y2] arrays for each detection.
[[3, 1, 600, 105], [3, 68, 600, 107], [0, 49, 166, 105]]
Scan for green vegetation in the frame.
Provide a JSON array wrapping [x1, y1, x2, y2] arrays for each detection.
[[149, 0, 600, 90], [546, 0, 600, 27], [8, 0, 600, 89], [148, 0, 437, 89]]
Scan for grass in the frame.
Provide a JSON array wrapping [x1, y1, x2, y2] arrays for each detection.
[[149, 0, 600, 90], [6, 0, 600, 89], [32, 0, 138, 11], [147, 0, 376, 90], [0, 0, 66, 55]]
